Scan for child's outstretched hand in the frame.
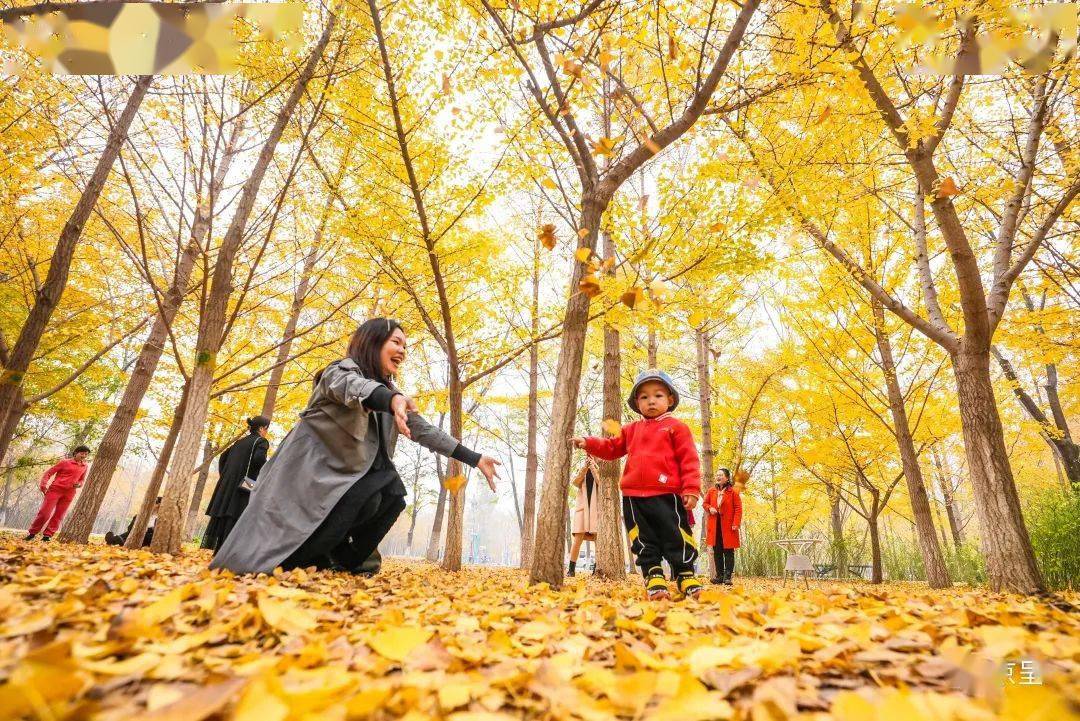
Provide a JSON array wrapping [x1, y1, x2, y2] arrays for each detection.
[[570, 438, 587, 449], [682, 493, 699, 511]]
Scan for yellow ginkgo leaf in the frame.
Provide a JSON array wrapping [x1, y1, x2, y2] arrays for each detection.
[[368, 626, 433, 662], [574, 247, 593, 263], [444, 474, 467, 493], [601, 418, 621, 436], [257, 594, 317, 635], [592, 136, 616, 156], [538, 223, 556, 250], [620, 287, 645, 309], [938, 177, 960, 198], [579, 274, 602, 298]]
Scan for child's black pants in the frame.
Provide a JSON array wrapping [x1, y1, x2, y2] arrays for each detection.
[[622, 493, 698, 577]]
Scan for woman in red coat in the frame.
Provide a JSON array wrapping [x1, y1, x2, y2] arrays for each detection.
[[703, 468, 742, 585]]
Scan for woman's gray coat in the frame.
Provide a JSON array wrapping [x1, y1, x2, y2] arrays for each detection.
[[209, 358, 459, 574]]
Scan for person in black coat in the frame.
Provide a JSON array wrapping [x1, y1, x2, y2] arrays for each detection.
[[201, 416, 271, 552]]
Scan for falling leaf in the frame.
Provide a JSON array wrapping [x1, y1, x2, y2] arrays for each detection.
[[579, 274, 602, 298], [368, 626, 433, 662], [599, 256, 615, 273], [538, 223, 556, 250], [574, 247, 593, 263], [668, 35, 678, 60], [444, 474, 467, 492], [442, 73, 451, 94], [561, 58, 583, 77], [577, 227, 590, 239], [937, 177, 960, 198], [817, 105, 832, 123], [541, 178, 558, 190], [593, 137, 617, 156], [621, 287, 645, 309], [649, 280, 668, 304], [598, 48, 614, 71], [602, 418, 622, 436]]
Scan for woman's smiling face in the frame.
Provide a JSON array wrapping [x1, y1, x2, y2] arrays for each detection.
[[381, 328, 407, 377]]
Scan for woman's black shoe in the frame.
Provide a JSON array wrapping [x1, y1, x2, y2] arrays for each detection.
[[567, 561, 576, 577]]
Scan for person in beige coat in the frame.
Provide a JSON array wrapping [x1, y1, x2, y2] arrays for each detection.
[[568, 460, 600, 576]]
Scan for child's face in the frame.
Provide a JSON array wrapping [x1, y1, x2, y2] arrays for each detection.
[[74, 451, 89, 462], [636, 381, 673, 418]]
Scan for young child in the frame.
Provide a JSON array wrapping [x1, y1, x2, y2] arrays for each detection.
[[26, 445, 91, 541], [572, 369, 704, 600]]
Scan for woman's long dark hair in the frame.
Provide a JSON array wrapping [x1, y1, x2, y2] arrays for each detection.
[[346, 317, 402, 385]]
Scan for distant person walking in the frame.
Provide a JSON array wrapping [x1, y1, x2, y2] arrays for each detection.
[[704, 467, 742, 585], [567, 460, 599, 576], [25, 446, 90, 541], [201, 416, 271, 552]]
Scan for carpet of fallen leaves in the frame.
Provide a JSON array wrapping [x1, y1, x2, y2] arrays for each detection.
[[1, 534, 1078, 721]]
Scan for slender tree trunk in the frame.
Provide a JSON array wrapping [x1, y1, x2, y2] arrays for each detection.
[[152, 21, 334, 554], [1, 463, 16, 526], [647, 327, 658, 367], [695, 327, 715, 577], [595, 231, 625, 580], [868, 511, 883, 584], [260, 214, 325, 420], [0, 392, 25, 468], [952, 349, 1044, 592], [520, 235, 540, 569], [442, 377, 466, 570], [529, 197, 604, 586], [184, 435, 215, 538], [426, 454, 447, 561], [60, 118, 244, 544], [125, 382, 188, 549], [0, 77, 152, 446], [871, 301, 950, 587], [828, 485, 846, 578], [406, 463, 421, 550], [932, 448, 964, 548]]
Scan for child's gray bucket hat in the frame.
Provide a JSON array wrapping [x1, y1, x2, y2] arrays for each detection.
[[627, 368, 681, 414]]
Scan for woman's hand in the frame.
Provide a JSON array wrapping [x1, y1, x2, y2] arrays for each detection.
[[682, 493, 699, 511], [477, 455, 501, 492], [570, 437, 586, 449], [390, 394, 412, 439]]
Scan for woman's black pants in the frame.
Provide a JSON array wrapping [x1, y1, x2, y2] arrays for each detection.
[[283, 469, 406, 573], [713, 544, 735, 581]]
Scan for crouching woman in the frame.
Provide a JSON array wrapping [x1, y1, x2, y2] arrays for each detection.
[[211, 318, 499, 575]]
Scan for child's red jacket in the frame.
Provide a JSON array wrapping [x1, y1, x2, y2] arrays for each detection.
[[583, 413, 701, 498]]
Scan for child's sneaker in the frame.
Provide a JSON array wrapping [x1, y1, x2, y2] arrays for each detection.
[[676, 573, 704, 599], [645, 569, 670, 600]]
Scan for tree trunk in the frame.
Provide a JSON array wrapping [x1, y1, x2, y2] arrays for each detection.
[[647, 326, 658, 367], [425, 451, 448, 562], [184, 435, 215, 538], [125, 382, 188, 549], [695, 327, 715, 578], [529, 197, 604, 586], [260, 216, 324, 420], [951, 348, 1044, 592], [152, 20, 334, 554], [871, 301, 950, 588], [441, 376, 466, 570], [595, 230, 624, 580], [931, 447, 964, 547], [0, 76, 151, 445], [0, 391, 25, 469], [868, 511, 883, 584], [520, 234, 540, 569], [828, 485, 846, 578], [60, 117, 243, 544]]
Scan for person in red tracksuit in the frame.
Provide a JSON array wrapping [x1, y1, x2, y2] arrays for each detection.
[[704, 467, 742, 585], [26, 445, 91, 541], [573, 369, 704, 600]]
